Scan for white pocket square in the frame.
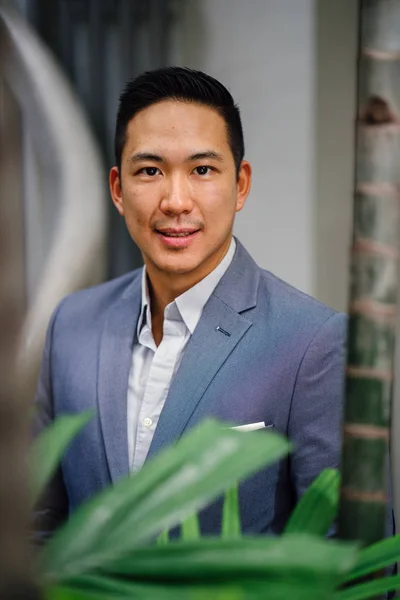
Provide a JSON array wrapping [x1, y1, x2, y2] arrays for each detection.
[[232, 421, 266, 432]]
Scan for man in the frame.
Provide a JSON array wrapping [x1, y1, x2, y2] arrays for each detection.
[[35, 66, 346, 537]]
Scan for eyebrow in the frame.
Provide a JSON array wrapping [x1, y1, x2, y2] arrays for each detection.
[[128, 150, 224, 164], [186, 151, 224, 162], [128, 153, 164, 164]]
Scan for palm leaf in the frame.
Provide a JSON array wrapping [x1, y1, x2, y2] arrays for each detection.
[[63, 536, 358, 600], [44, 586, 100, 600], [181, 513, 201, 540], [50, 578, 338, 600], [221, 484, 241, 537], [333, 573, 400, 600], [48, 577, 263, 600], [284, 468, 339, 536], [156, 528, 170, 546], [38, 418, 291, 581], [93, 535, 357, 583], [31, 411, 92, 506], [341, 534, 400, 584]]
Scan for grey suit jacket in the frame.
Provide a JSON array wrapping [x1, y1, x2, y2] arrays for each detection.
[[35, 239, 347, 537]]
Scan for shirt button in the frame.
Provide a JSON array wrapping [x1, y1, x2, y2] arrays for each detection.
[[143, 417, 153, 428]]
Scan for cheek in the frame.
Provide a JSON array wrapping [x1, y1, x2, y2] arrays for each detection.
[[199, 186, 238, 222], [123, 190, 154, 228]]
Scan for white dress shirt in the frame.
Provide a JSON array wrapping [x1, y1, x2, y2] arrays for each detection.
[[127, 238, 236, 472]]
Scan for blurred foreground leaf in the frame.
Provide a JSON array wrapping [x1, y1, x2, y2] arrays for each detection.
[[95, 535, 357, 581], [49, 579, 337, 600], [222, 484, 241, 538], [58, 535, 358, 600], [334, 573, 400, 600], [284, 469, 339, 536], [31, 412, 92, 507], [341, 534, 400, 584], [156, 527, 170, 546], [39, 419, 291, 581], [181, 513, 201, 540], [45, 586, 100, 600]]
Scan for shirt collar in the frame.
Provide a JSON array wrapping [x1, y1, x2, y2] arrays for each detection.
[[175, 238, 236, 333], [138, 237, 236, 336]]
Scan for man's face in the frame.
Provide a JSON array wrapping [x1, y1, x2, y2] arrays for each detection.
[[110, 100, 251, 287]]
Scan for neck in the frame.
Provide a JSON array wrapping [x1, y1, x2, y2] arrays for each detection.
[[145, 237, 233, 344], [146, 274, 192, 347], [147, 270, 201, 322]]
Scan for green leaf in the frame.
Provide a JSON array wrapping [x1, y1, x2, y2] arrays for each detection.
[[284, 468, 339, 536], [39, 419, 291, 582], [333, 573, 400, 600], [181, 513, 201, 540], [61, 573, 251, 600], [64, 536, 358, 600], [341, 534, 400, 583], [221, 484, 241, 538], [58, 576, 339, 600], [31, 412, 93, 506], [94, 535, 357, 583], [44, 585, 101, 600], [54, 576, 261, 600], [156, 528, 170, 546]]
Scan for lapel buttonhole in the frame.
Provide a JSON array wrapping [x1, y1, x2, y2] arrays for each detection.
[[215, 325, 231, 337]]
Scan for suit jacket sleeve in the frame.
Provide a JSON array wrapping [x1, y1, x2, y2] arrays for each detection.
[[32, 301, 69, 542], [288, 312, 347, 501]]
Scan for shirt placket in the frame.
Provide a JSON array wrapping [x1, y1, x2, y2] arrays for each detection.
[[132, 316, 186, 471]]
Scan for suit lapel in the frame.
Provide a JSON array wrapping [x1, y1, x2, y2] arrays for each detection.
[[97, 273, 141, 482], [147, 240, 260, 460], [146, 296, 252, 459]]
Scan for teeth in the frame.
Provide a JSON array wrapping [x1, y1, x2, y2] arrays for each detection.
[[161, 232, 193, 237]]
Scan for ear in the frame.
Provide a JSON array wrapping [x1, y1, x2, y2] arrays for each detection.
[[109, 166, 124, 216], [235, 160, 252, 212]]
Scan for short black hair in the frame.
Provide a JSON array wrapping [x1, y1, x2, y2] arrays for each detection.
[[114, 66, 245, 177]]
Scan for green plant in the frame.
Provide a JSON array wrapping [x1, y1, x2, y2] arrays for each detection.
[[282, 468, 400, 600], [31, 411, 93, 507], [31, 414, 400, 600]]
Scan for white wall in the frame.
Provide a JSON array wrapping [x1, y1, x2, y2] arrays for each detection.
[[314, 0, 357, 311], [171, 0, 357, 312]]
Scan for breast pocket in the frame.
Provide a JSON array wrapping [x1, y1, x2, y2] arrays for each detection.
[[232, 422, 274, 432]]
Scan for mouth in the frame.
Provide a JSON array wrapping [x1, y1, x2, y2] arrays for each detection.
[[157, 229, 198, 237], [155, 228, 200, 247]]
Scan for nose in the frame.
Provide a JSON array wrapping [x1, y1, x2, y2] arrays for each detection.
[[159, 173, 194, 215]]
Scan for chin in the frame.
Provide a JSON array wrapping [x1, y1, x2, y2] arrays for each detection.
[[155, 257, 201, 275], [160, 263, 198, 275]]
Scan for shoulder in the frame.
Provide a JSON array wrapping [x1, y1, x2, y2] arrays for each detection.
[[257, 267, 347, 339], [51, 268, 142, 328]]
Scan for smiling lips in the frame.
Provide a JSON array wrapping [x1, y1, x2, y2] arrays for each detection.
[[155, 228, 200, 248]]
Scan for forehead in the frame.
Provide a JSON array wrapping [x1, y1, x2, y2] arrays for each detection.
[[124, 100, 231, 156]]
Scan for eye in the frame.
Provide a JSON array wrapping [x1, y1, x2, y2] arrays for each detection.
[[193, 165, 214, 176], [138, 167, 161, 176]]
